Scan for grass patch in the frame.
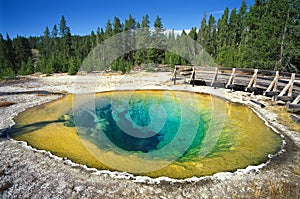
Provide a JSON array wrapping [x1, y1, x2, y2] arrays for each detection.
[[145, 68, 156, 72]]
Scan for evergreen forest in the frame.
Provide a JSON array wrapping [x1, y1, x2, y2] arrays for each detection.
[[0, 0, 299, 79]]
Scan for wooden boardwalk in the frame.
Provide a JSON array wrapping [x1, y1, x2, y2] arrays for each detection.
[[171, 66, 300, 122]]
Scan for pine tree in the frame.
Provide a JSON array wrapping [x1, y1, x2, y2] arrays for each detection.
[[238, 0, 299, 70], [12, 36, 32, 73], [40, 56, 54, 75], [63, 27, 73, 65], [142, 14, 150, 29], [113, 16, 122, 35], [238, 0, 247, 45], [59, 16, 68, 37], [239, 0, 267, 68], [5, 34, 14, 69], [68, 57, 79, 75], [136, 22, 141, 29], [2, 2, 298, 76], [0, 34, 15, 79], [285, 0, 300, 72], [134, 14, 151, 65], [188, 27, 198, 41], [205, 15, 217, 58], [197, 16, 207, 47], [105, 19, 113, 39], [216, 8, 240, 68], [164, 30, 176, 66], [216, 8, 230, 48], [28, 36, 39, 49], [154, 15, 163, 31], [96, 27, 104, 45], [41, 26, 51, 59], [50, 25, 59, 60], [19, 58, 34, 75], [90, 31, 96, 48], [273, 0, 300, 71], [229, 9, 239, 46], [124, 15, 136, 31], [151, 15, 165, 64], [52, 25, 58, 38]]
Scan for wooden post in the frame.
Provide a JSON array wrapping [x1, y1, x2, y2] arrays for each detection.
[[226, 68, 236, 89], [290, 114, 300, 124], [264, 71, 279, 97], [265, 71, 279, 92], [211, 67, 218, 87], [173, 67, 177, 85], [292, 94, 300, 104], [189, 66, 195, 87], [276, 73, 295, 102], [273, 71, 279, 92], [278, 73, 295, 97], [246, 69, 258, 90], [288, 73, 295, 97], [286, 94, 300, 112], [250, 99, 266, 108]]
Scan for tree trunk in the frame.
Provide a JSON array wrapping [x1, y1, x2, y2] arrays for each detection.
[[276, 10, 290, 71]]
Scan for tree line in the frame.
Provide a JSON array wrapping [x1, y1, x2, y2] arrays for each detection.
[[0, 0, 299, 79]]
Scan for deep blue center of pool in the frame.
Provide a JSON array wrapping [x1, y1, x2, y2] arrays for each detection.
[[75, 92, 206, 159]]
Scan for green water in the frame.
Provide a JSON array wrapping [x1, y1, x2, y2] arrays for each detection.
[[11, 90, 282, 179]]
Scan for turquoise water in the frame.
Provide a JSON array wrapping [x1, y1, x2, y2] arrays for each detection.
[[74, 91, 207, 161]]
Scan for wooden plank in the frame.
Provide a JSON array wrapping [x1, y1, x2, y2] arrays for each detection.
[[226, 68, 236, 89], [264, 91, 279, 97], [210, 68, 218, 87], [246, 87, 257, 93], [290, 114, 300, 124], [227, 84, 245, 91], [174, 65, 193, 71], [253, 70, 258, 87], [180, 71, 192, 76], [189, 67, 195, 86], [175, 68, 300, 100], [286, 103, 300, 113], [275, 95, 293, 102], [265, 71, 279, 92], [292, 94, 300, 104], [190, 66, 300, 79], [250, 99, 266, 108], [247, 87, 264, 95], [278, 73, 295, 97], [288, 73, 295, 97], [190, 79, 207, 86], [173, 68, 177, 85], [246, 69, 258, 89], [273, 71, 279, 92]]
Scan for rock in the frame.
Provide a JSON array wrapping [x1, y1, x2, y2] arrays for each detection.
[[73, 185, 85, 193], [0, 181, 13, 191]]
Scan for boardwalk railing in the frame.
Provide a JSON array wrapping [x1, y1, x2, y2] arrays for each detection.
[[171, 66, 300, 115]]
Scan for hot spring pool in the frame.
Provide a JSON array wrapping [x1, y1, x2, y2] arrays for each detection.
[[10, 90, 282, 179]]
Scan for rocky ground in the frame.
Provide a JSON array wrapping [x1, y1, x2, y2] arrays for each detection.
[[0, 72, 299, 198]]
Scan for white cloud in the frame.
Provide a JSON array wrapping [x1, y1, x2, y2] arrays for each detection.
[[164, 29, 192, 36], [207, 10, 226, 15]]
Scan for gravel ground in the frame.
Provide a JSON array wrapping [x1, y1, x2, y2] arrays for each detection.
[[0, 72, 299, 198]]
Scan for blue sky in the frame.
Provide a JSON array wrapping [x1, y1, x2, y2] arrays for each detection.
[[0, 0, 254, 38]]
